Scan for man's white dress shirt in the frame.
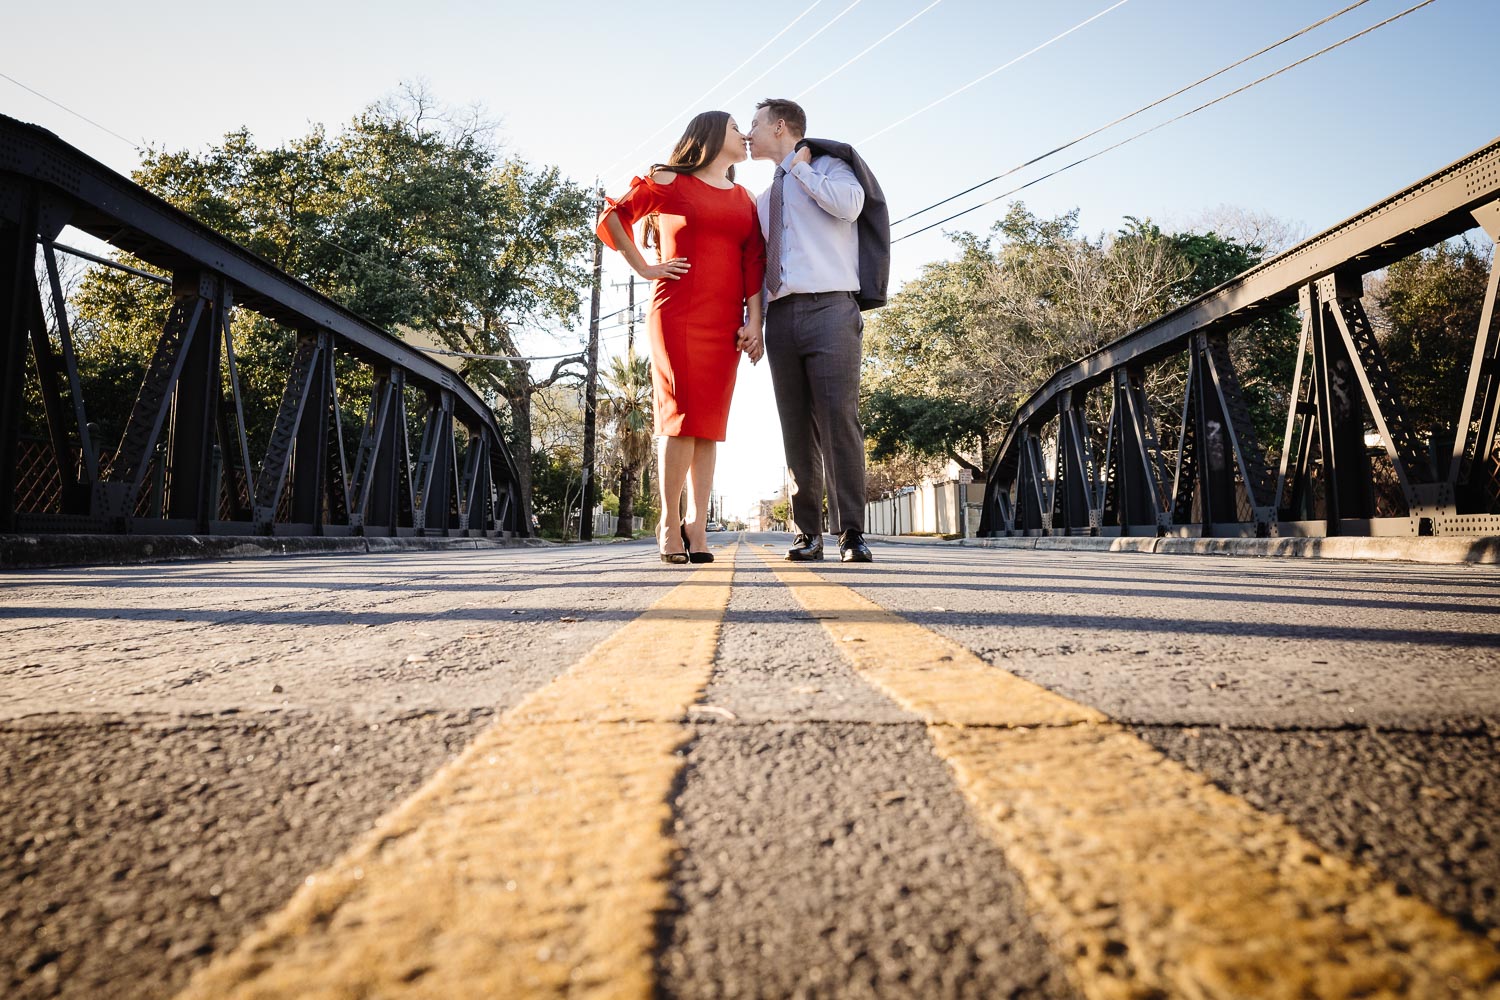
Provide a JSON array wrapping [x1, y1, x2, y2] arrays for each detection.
[[758, 150, 865, 302]]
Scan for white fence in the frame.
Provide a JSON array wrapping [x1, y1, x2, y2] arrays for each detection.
[[865, 480, 984, 537], [591, 512, 644, 536]]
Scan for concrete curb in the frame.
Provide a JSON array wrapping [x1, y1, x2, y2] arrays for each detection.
[[0, 533, 574, 570], [950, 533, 1500, 565]]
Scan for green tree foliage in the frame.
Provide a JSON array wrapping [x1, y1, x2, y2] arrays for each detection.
[[862, 204, 1299, 479], [530, 444, 582, 537], [863, 390, 990, 474], [1374, 237, 1493, 436], [1163, 221, 1299, 447], [527, 383, 584, 537], [597, 354, 654, 535], [70, 87, 593, 522]]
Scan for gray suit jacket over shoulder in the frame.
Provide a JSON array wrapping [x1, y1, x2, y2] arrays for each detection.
[[797, 137, 891, 311]]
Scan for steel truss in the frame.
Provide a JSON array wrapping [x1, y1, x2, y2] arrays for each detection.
[[979, 137, 1500, 540], [0, 114, 526, 538]]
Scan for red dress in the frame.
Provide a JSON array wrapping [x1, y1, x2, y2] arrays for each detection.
[[598, 173, 765, 440]]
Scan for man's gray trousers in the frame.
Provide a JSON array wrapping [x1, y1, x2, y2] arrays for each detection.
[[765, 290, 866, 537]]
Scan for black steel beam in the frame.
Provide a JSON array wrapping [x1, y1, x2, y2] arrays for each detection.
[[165, 276, 222, 529], [0, 113, 527, 538], [1112, 368, 1166, 531], [0, 116, 489, 417], [0, 209, 35, 530], [1309, 279, 1374, 530], [990, 137, 1500, 475]]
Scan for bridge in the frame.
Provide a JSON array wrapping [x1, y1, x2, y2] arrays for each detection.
[[1, 115, 526, 542], [4, 125, 1500, 997], [979, 137, 1500, 542]]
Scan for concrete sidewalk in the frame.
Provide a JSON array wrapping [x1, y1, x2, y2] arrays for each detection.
[[0, 532, 576, 570], [863, 531, 1500, 565]]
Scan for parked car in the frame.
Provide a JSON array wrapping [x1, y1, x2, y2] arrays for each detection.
[[705, 520, 723, 532]]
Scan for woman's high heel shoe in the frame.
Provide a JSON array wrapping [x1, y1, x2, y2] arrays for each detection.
[[660, 526, 688, 565], [682, 525, 714, 564]]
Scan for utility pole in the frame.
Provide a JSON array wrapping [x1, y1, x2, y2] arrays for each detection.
[[610, 274, 640, 360], [607, 274, 643, 539], [580, 187, 604, 541], [625, 274, 637, 360]]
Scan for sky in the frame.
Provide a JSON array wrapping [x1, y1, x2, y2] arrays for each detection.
[[6, 0, 1498, 520]]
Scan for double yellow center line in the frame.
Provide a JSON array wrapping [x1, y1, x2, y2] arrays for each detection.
[[178, 543, 1500, 999], [177, 549, 736, 999], [763, 552, 1500, 999]]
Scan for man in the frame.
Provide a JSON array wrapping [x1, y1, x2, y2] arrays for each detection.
[[745, 97, 889, 563]]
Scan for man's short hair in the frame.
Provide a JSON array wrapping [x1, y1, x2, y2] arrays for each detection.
[[756, 98, 807, 138]]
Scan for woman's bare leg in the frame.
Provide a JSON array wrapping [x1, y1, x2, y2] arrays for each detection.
[[683, 437, 717, 551], [657, 436, 693, 554]]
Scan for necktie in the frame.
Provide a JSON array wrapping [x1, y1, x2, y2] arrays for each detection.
[[765, 165, 786, 295]]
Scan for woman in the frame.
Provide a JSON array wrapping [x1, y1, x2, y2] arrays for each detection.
[[597, 111, 766, 564]]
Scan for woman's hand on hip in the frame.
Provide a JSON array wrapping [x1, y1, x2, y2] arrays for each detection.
[[638, 257, 689, 281], [736, 324, 764, 364]]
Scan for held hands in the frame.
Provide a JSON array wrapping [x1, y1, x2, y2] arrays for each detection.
[[736, 322, 764, 364], [639, 256, 689, 281]]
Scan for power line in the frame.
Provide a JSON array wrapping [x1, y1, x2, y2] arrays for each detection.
[[890, 0, 1376, 228], [2, 72, 618, 375], [857, 0, 1132, 147], [718, 0, 869, 111], [797, 0, 946, 98], [412, 344, 584, 363], [892, 0, 1438, 244], [0, 71, 143, 150], [411, 317, 641, 365], [594, 0, 829, 184]]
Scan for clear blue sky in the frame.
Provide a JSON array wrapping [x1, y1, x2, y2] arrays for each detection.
[[6, 0, 1496, 517]]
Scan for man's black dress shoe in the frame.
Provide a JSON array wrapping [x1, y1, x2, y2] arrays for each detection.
[[839, 529, 873, 563], [785, 533, 824, 561]]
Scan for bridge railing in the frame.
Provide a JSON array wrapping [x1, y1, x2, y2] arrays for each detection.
[[0, 115, 528, 539], [979, 136, 1500, 540]]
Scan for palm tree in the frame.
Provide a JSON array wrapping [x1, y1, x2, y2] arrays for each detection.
[[599, 354, 653, 537]]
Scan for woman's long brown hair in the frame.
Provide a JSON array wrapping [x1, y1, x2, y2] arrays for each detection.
[[643, 110, 734, 249]]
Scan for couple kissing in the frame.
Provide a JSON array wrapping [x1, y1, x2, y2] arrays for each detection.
[[596, 98, 890, 565]]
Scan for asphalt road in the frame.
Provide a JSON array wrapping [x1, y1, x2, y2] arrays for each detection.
[[2, 532, 1497, 998]]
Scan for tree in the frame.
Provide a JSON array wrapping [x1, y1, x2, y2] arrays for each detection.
[[1145, 218, 1299, 448], [528, 382, 585, 536], [860, 232, 1004, 488], [598, 354, 653, 536], [863, 202, 1308, 486], [864, 451, 940, 501], [530, 444, 582, 536], [863, 204, 1193, 474], [1372, 237, 1493, 440], [862, 389, 990, 474], [1178, 205, 1307, 258], [70, 85, 594, 526]]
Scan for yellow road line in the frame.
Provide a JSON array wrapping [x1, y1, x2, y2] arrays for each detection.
[[762, 551, 1500, 999], [762, 553, 1105, 728], [176, 546, 737, 1000]]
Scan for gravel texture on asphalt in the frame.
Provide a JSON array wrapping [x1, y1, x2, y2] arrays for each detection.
[[0, 547, 684, 720], [657, 553, 1079, 999], [0, 710, 491, 1000], [1135, 725, 1500, 941], [4, 536, 1499, 998], [0, 544, 690, 1000], [814, 544, 1500, 731]]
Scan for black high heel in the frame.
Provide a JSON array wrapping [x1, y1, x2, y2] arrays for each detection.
[[683, 525, 714, 564]]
